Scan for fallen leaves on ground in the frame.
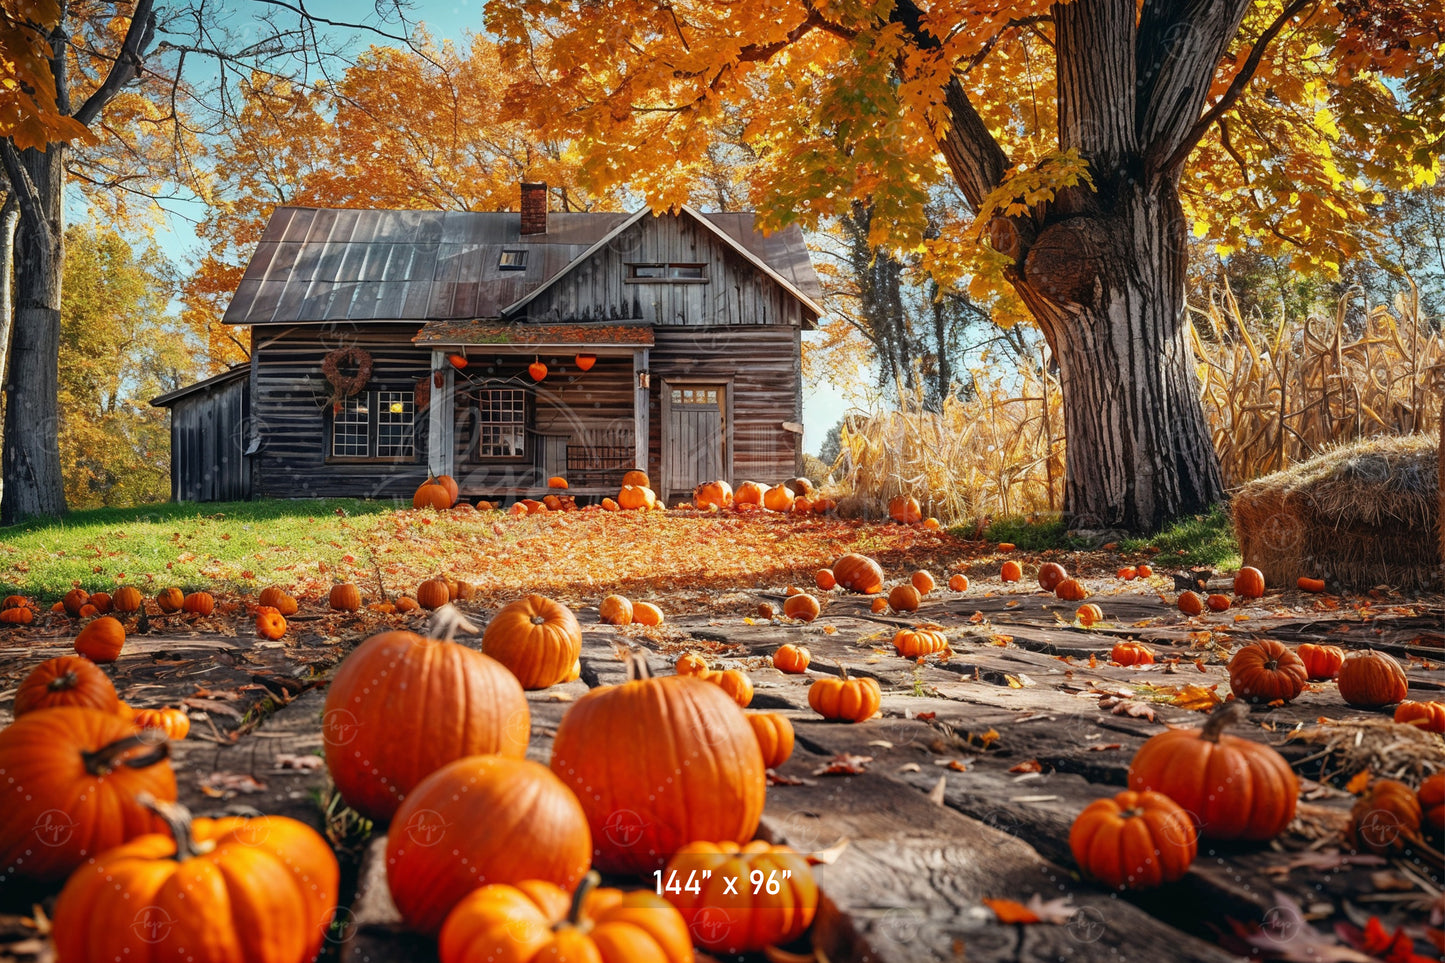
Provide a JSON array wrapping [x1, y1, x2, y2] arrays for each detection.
[[813, 753, 872, 776], [982, 894, 1078, 925]]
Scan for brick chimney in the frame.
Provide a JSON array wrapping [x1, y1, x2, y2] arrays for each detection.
[[520, 181, 548, 236]]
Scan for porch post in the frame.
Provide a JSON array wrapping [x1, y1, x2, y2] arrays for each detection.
[[633, 347, 650, 475], [427, 350, 454, 478]]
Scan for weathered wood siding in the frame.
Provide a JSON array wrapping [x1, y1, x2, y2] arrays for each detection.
[[168, 376, 251, 503], [250, 325, 432, 500], [515, 215, 810, 328], [649, 325, 802, 498], [451, 354, 638, 491]]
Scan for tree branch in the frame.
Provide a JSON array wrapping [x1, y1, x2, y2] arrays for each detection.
[[1159, 0, 1317, 174], [0, 142, 45, 231], [73, 0, 158, 128]]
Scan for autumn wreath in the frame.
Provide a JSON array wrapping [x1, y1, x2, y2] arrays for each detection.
[[321, 346, 373, 403]]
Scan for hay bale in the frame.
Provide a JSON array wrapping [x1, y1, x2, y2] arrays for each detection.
[[1231, 435, 1440, 591]]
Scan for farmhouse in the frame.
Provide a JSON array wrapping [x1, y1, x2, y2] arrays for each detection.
[[154, 184, 822, 504]]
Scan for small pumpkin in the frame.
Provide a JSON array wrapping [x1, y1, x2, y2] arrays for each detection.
[[1228, 639, 1308, 703], [438, 872, 691, 963], [74, 616, 126, 663], [694, 479, 733, 510], [1116, 566, 1138, 580], [87, 592, 112, 613], [622, 468, 651, 488], [599, 594, 634, 625], [77, 604, 99, 618], [1136, 564, 1154, 578], [1127, 701, 1298, 840], [1069, 790, 1196, 890], [747, 711, 796, 769], [811, 496, 836, 514], [773, 643, 811, 674], [155, 587, 184, 613], [832, 553, 884, 594], [396, 596, 420, 612], [676, 652, 709, 676], [1110, 641, 1153, 666], [0, 707, 177, 881], [548, 475, 569, 489], [1296, 577, 1326, 593], [1336, 650, 1408, 707], [763, 484, 795, 512], [703, 668, 755, 708], [1233, 566, 1266, 599], [387, 755, 593, 935], [757, 601, 776, 618], [1349, 779, 1422, 856], [815, 568, 837, 590], [111, 586, 143, 613], [948, 573, 969, 592], [482, 594, 583, 690], [633, 600, 665, 626], [416, 578, 452, 610], [0, 606, 34, 624], [1075, 604, 1104, 627], [663, 841, 817, 953], [132, 707, 191, 741], [52, 796, 339, 963], [1000, 560, 1023, 582], [329, 582, 362, 611], [1055, 578, 1089, 602], [181, 591, 214, 616], [893, 626, 949, 658], [255, 606, 288, 640], [62, 588, 90, 616], [1418, 773, 1443, 833], [414, 477, 453, 509], [888, 583, 921, 613], [1178, 590, 1205, 616], [1037, 562, 1068, 592], [257, 585, 298, 615], [888, 495, 922, 524], [1, 594, 29, 609], [1393, 700, 1445, 734], [808, 669, 881, 723], [784, 592, 820, 622], [910, 570, 936, 595], [1296, 643, 1344, 681], [1206, 593, 1231, 612], [13, 655, 120, 717], [618, 484, 658, 510], [600, 497, 620, 511], [733, 481, 766, 507], [870, 597, 888, 613]]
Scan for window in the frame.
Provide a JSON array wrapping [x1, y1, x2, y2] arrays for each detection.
[[671, 387, 720, 406], [478, 387, 528, 459], [626, 262, 707, 282], [330, 390, 415, 460], [498, 249, 528, 270]]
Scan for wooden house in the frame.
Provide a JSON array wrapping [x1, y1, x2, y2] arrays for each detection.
[[155, 185, 822, 504]]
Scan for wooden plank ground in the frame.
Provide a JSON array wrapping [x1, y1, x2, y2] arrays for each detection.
[[1, 586, 1441, 962]]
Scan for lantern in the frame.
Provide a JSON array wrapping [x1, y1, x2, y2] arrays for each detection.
[[529, 359, 548, 382], [574, 353, 596, 372], [448, 353, 469, 370]]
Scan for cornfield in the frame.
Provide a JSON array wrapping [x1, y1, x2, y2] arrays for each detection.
[[831, 286, 1445, 526]]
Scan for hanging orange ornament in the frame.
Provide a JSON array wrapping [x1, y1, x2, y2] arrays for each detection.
[[448, 353, 468, 370], [574, 353, 596, 372], [529, 359, 548, 381]]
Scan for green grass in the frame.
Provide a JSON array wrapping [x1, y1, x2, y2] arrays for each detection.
[[1119, 506, 1240, 571], [976, 514, 1080, 551], [0, 498, 405, 600]]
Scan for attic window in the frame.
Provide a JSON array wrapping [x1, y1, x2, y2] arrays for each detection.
[[627, 263, 707, 282], [498, 249, 528, 270]]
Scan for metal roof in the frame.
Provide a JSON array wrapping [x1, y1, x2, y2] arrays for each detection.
[[414, 320, 655, 348], [222, 206, 824, 326]]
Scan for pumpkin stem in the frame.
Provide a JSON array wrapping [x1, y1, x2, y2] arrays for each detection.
[[1200, 700, 1250, 742], [81, 732, 169, 776], [137, 792, 201, 862], [48, 670, 80, 692], [556, 871, 601, 933]]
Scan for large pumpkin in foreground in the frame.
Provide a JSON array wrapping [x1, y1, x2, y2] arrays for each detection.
[[482, 594, 583, 689], [13, 655, 120, 717], [323, 630, 530, 822], [1127, 702, 1297, 841], [0, 707, 176, 881], [53, 798, 339, 963], [550, 654, 765, 875], [387, 755, 592, 935]]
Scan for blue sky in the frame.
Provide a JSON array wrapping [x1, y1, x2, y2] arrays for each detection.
[[141, 0, 851, 456]]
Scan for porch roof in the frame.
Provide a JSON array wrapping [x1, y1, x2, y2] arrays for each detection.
[[413, 320, 654, 348]]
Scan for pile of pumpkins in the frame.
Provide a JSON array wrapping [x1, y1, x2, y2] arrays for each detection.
[[693, 476, 836, 515], [0, 587, 824, 962]]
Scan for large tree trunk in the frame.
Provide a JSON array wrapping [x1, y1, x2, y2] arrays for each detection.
[[1017, 181, 1223, 531], [1, 144, 67, 524]]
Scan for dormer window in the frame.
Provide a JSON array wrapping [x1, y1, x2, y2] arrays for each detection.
[[627, 263, 707, 282], [498, 249, 528, 270]]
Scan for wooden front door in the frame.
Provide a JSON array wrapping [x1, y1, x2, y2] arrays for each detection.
[[663, 383, 726, 497]]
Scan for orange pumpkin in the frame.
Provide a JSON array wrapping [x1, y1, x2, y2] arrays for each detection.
[[1136, 564, 1154, 578], [132, 707, 191, 741], [438, 873, 691, 963], [387, 756, 592, 934], [549, 653, 765, 875], [1337, 650, 1408, 707], [1116, 566, 1138, 580], [703, 668, 755, 708], [542, 494, 564, 511], [77, 604, 99, 618], [811, 496, 837, 514], [734, 481, 766, 507], [832, 553, 884, 594], [888, 495, 922, 524], [600, 497, 620, 511], [416, 578, 451, 610], [1037, 562, 1068, 591], [329, 582, 362, 611], [155, 587, 184, 613], [676, 652, 709, 676], [13, 655, 120, 717], [74, 616, 125, 663], [548, 475, 569, 489], [1055, 578, 1089, 602], [622, 469, 651, 488], [414, 478, 453, 510], [62, 588, 90, 616], [1178, 591, 1204, 616], [1233, 566, 1266, 599], [1075, 603, 1104, 627], [773, 644, 811, 674], [52, 797, 338, 963], [1228, 639, 1308, 703], [255, 606, 288, 640], [808, 670, 881, 722], [482, 595, 584, 690], [1349, 779, 1422, 856], [1296, 577, 1326, 593], [893, 626, 949, 657], [1110, 641, 1154, 665], [87, 592, 112, 614], [1206, 593, 1231, 612], [815, 568, 837, 590], [1419, 773, 1444, 833], [0, 707, 176, 881], [763, 484, 795, 512], [598, 594, 634, 625], [257, 585, 298, 615], [1394, 700, 1445, 733], [181, 591, 214, 616], [395, 596, 420, 612], [948, 573, 969, 592], [436, 474, 460, 504], [693, 479, 733, 509], [1297, 643, 1344, 681], [632, 601, 665, 626], [663, 841, 817, 953], [757, 601, 776, 618], [110, 586, 141, 613], [910, 570, 936, 595], [783, 592, 820, 622], [1069, 790, 1196, 889], [793, 495, 814, 513], [888, 583, 921, 613], [0, 606, 34, 624], [870, 597, 888, 613], [747, 712, 796, 769], [1000, 560, 1023, 582], [618, 484, 657, 510]]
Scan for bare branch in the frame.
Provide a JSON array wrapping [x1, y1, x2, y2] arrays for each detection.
[[74, 0, 158, 128]]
